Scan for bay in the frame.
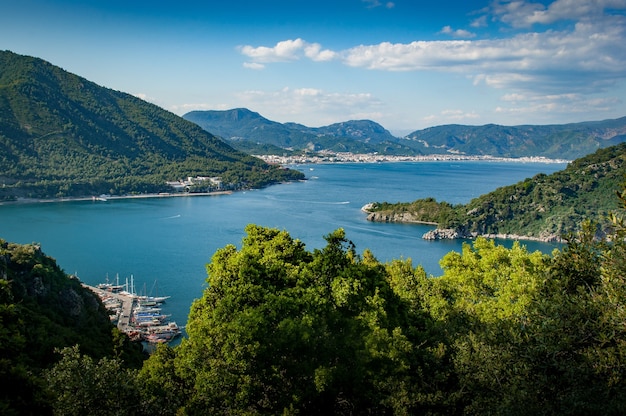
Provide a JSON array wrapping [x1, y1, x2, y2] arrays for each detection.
[[0, 160, 567, 330]]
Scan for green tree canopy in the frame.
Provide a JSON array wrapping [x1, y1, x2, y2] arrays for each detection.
[[173, 225, 422, 414]]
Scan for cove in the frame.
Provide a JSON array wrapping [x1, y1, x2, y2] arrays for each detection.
[[0, 160, 567, 328]]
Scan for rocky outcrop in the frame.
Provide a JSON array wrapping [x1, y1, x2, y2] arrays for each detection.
[[422, 227, 562, 242], [364, 208, 438, 225], [422, 228, 474, 240]]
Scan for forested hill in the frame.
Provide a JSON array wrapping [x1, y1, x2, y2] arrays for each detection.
[[0, 50, 303, 201], [183, 108, 414, 155], [366, 143, 626, 241], [184, 107, 626, 159], [402, 117, 626, 160]]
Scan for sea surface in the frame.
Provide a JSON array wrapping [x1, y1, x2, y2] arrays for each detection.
[[0, 160, 567, 332]]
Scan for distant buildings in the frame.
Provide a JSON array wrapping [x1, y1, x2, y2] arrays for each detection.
[[166, 176, 223, 192]]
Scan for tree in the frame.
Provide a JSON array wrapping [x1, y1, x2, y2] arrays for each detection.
[[421, 238, 550, 414], [44, 346, 141, 416], [174, 225, 420, 415], [136, 345, 188, 416]]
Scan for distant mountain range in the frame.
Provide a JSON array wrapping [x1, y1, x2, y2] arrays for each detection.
[[0, 51, 303, 200], [183, 108, 411, 155], [184, 108, 626, 160]]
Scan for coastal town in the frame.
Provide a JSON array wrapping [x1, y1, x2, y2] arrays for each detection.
[[255, 151, 570, 165]]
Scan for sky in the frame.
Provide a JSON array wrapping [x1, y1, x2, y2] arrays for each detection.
[[1, 0, 626, 134]]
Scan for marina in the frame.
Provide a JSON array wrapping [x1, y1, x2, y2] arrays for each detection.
[[84, 276, 182, 344]]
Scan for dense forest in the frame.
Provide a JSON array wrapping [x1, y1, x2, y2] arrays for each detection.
[[0, 51, 304, 201], [366, 143, 626, 241], [3, 188, 626, 414]]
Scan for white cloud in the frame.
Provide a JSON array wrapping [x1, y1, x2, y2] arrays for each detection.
[[233, 1, 626, 127], [424, 109, 480, 125], [240, 7, 625, 95], [234, 87, 385, 126], [495, 91, 621, 116], [491, 0, 626, 28], [239, 38, 305, 62], [342, 18, 626, 85], [470, 15, 488, 28], [362, 0, 395, 9], [304, 43, 337, 61], [243, 62, 265, 70], [440, 25, 476, 38], [239, 38, 335, 63]]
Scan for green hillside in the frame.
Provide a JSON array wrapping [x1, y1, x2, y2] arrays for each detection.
[[403, 118, 626, 159], [183, 108, 415, 155], [184, 108, 626, 159], [0, 238, 144, 413], [366, 143, 626, 240], [0, 51, 303, 201]]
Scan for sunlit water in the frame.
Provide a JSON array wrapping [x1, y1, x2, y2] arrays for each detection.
[[0, 161, 567, 330]]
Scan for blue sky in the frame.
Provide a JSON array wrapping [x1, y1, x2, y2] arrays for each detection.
[[1, 0, 625, 134]]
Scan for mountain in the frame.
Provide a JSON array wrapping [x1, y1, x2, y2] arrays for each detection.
[[184, 108, 626, 160], [402, 118, 626, 160], [183, 108, 413, 154], [0, 51, 303, 201], [365, 143, 626, 241]]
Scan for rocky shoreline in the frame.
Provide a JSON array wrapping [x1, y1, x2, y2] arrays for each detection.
[[363, 210, 438, 225], [422, 228, 562, 243], [362, 204, 562, 243]]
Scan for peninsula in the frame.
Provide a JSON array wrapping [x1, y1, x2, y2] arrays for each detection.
[[363, 143, 626, 242]]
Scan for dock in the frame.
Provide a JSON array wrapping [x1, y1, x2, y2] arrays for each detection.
[[83, 284, 134, 331], [83, 282, 182, 344]]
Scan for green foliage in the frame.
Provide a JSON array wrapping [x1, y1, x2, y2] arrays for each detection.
[[370, 143, 626, 239], [0, 238, 145, 415], [136, 345, 188, 416], [368, 197, 460, 225], [5, 210, 626, 414], [0, 51, 304, 200], [173, 225, 422, 414], [45, 346, 141, 416], [0, 241, 114, 364]]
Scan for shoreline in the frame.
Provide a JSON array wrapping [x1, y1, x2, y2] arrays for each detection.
[[0, 190, 233, 206], [258, 153, 571, 166], [422, 228, 562, 243], [362, 205, 562, 243]]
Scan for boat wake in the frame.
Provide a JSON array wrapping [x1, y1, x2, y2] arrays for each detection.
[[163, 214, 181, 219], [264, 196, 349, 205]]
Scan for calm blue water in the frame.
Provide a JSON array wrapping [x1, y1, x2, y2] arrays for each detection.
[[0, 161, 566, 330]]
